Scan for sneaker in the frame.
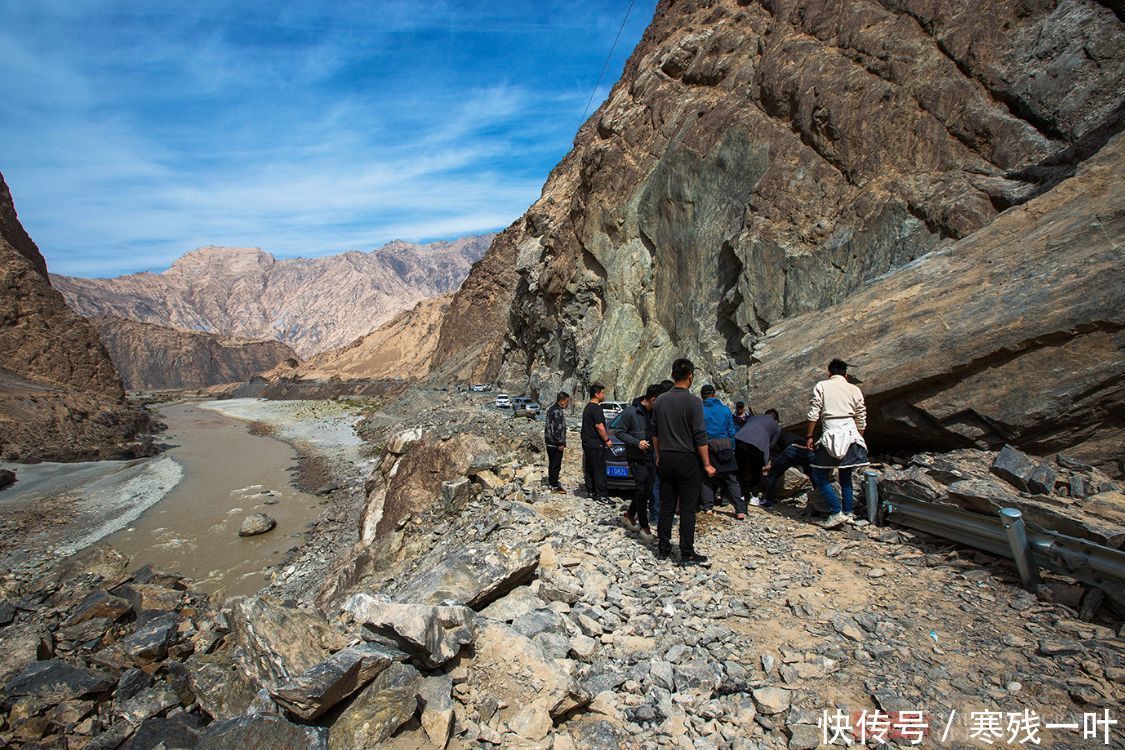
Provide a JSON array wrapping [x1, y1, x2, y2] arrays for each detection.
[[551, 486, 567, 495], [656, 549, 672, 560], [621, 513, 637, 530], [735, 513, 746, 520], [823, 512, 850, 529], [638, 526, 654, 540], [759, 500, 776, 509], [680, 553, 710, 566], [704, 509, 714, 515]]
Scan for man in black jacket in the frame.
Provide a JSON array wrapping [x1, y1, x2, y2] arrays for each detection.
[[581, 383, 613, 502], [615, 384, 662, 536], [653, 359, 715, 565], [544, 391, 570, 494]]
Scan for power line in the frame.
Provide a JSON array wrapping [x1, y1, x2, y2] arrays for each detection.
[[579, 0, 638, 129]]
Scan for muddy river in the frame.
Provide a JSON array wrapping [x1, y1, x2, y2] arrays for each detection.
[[1, 399, 362, 597]]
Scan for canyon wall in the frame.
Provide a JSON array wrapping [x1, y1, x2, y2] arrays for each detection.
[[431, 0, 1123, 466], [92, 317, 297, 391], [0, 173, 150, 461]]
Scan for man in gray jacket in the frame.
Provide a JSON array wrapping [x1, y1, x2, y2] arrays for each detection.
[[615, 384, 661, 536]]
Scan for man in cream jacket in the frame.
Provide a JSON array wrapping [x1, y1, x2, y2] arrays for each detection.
[[805, 359, 869, 529]]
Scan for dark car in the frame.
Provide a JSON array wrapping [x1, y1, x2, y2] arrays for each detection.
[[604, 413, 635, 491]]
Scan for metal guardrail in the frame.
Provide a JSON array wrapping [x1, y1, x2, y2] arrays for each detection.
[[864, 470, 1125, 605]]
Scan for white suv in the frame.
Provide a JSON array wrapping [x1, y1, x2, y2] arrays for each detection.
[[495, 394, 511, 409]]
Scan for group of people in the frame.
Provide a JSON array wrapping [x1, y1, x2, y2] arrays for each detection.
[[543, 358, 869, 564]]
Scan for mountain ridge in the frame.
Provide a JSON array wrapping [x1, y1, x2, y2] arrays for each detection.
[[52, 234, 494, 357]]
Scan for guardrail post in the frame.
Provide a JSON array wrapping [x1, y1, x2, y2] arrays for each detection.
[[864, 469, 879, 525], [1000, 508, 1039, 590]]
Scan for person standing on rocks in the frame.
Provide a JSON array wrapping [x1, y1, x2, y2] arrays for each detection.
[[805, 359, 869, 529], [581, 383, 613, 502], [653, 359, 715, 564], [735, 409, 782, 511], [544, 391, 571, 494], [699, 384, 743, 517], [616, 384, 662, 537]]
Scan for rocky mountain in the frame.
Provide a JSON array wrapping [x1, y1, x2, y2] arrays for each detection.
[[0, 173, 150, 462], [431, 0, 1124, 468], [266, 293, 452, 384], [91, 317, 298, 391], [53, 235, 493, 357]]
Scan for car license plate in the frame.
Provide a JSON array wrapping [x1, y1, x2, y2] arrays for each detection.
[[606, 465, 629, 478]]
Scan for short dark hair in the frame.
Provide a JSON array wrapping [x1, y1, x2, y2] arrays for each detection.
[[556, 391, 570, 404], [671, 358, 694, 381], [735, 401, 745, 410], [589, 383, 605, 399], [765, 409, 780, 421], [659, 380, 674, 392], [700, 384, 715, 397], [645, 384, 663, 400], [829, 358, 848, 375]]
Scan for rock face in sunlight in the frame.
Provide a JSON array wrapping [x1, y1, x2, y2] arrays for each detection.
[[264, 293, 453, 385], [0, 172, 151, 462], [92, 316, 297, 391], [430, 0, 1124, 471], [52, 235, 493, 358]]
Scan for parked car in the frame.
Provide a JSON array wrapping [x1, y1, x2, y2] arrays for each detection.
[[600, 401, 628, 421], [522, 402, 541, 415], [603, 413, 635, 491], [495, 394, 511, 408], [470, 383, 493, 392]]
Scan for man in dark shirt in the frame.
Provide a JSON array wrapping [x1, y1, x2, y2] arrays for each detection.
[[581, 383, 613, 502], [653, 359, 715, 565], [544, 391, 571, 494], [735, 409, 782, 504], [615, 383, 662, 536]]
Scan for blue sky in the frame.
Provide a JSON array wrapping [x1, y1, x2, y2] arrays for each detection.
[[0, 0, 657, 276]]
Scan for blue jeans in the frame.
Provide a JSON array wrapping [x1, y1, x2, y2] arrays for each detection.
[[811, 466, 854, 514], [764, 445, 813, 503], [650, 474, 661, 527]]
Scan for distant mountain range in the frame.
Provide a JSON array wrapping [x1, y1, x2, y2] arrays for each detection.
[[52, 235, 493, 357]]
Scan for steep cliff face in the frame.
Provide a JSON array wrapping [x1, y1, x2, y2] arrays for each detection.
[[432, 0, 1123, 461], [53, 235, 493, 357], [0, 173, 150, 462], [92, 317, 298, 391]]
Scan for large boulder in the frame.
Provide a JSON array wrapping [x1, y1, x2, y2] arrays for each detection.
[[3, 660, 115, 704], [388, 541, 540, 610], [328, 662, 422, 750], [270, 642, 406, 721], [197, 714, 327, 750], [344, 594, 476, 668], [745, 135, 1124, 468], [228, 597, 347, 693]]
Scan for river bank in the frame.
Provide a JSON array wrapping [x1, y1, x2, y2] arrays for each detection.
[[0, 397, 375, 599]]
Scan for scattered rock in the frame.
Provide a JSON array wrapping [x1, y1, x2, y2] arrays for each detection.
[[229, 597, 347, 693], [3, 660, 115, 703], [389, 540, 540, 609], [344, 593, 476, 667], [752, 687, 792, 715], [417, 675, 455, 748]]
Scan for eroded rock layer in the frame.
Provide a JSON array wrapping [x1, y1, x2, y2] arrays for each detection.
[[431, 0, 1124, 464], [0, 173, 150, 462]]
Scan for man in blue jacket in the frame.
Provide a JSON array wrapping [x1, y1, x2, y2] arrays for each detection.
[[700, 384, 745, 518]]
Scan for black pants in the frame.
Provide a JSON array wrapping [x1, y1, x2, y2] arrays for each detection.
[[658, 452, 702, 555], [627, 456, 655, 529], [701, 472, 746, 514], [546, 446, 564, 488], [736, 442, 766, 496], [582, 443, 607, 499]]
